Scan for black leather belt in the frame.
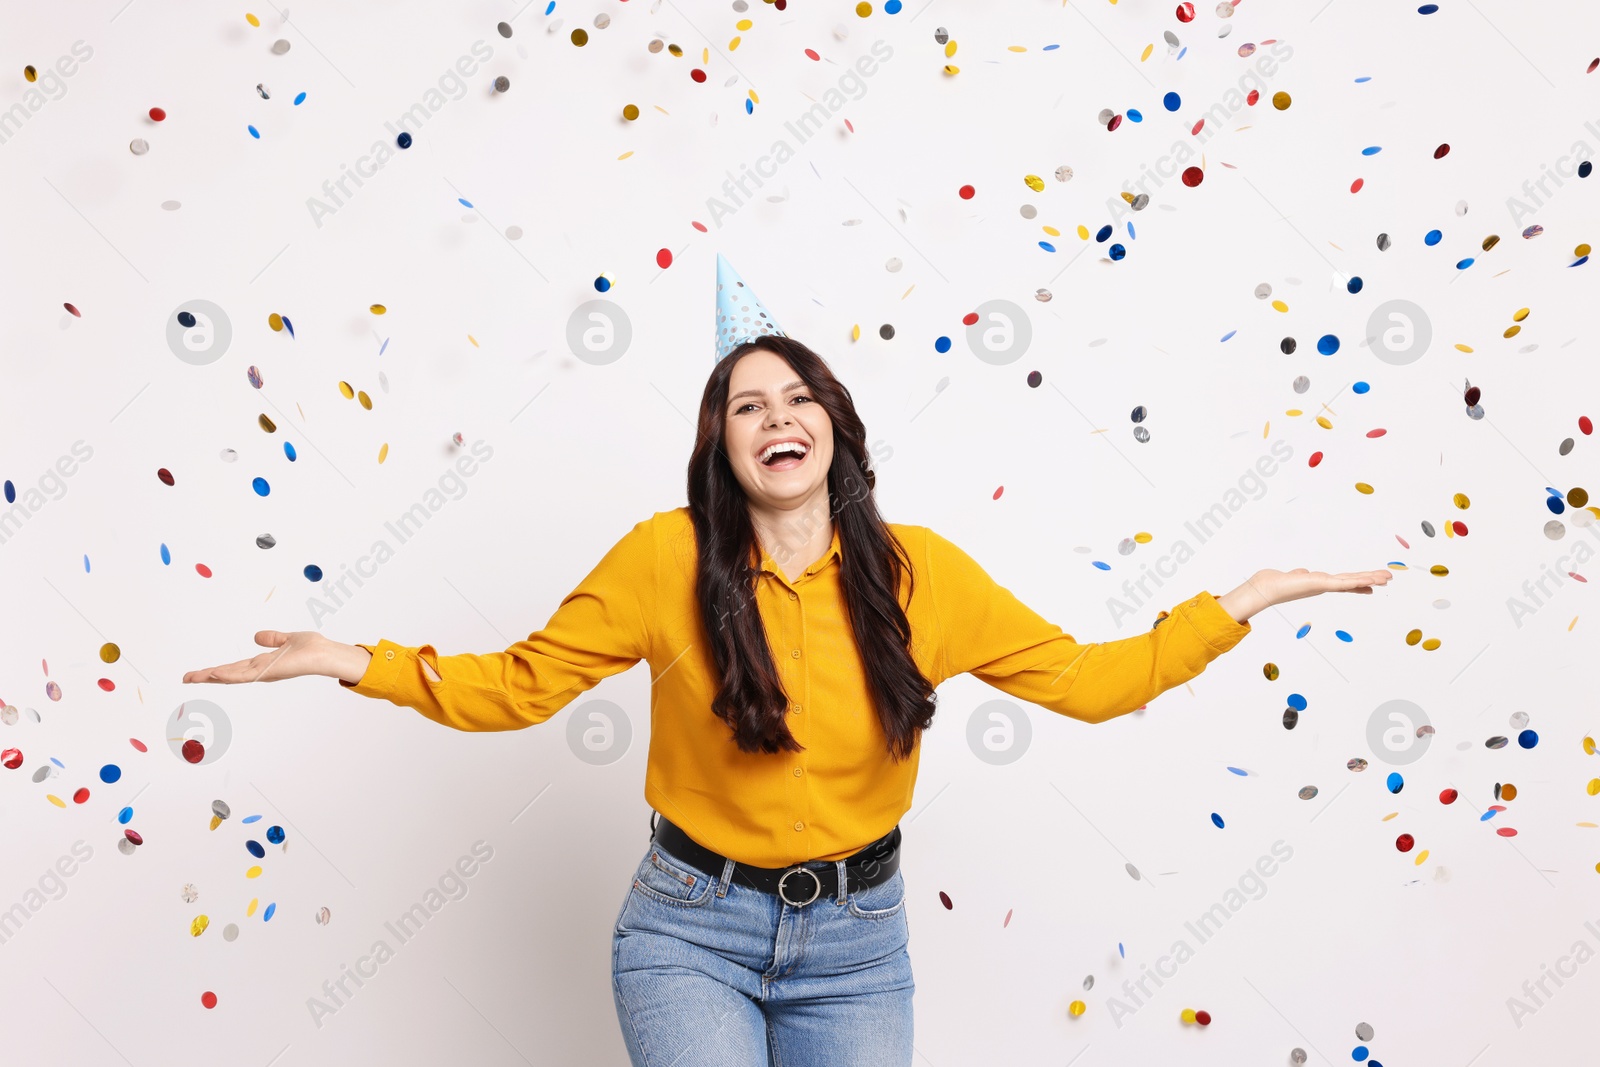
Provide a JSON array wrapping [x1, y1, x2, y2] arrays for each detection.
[[649, 812, 901, 908]]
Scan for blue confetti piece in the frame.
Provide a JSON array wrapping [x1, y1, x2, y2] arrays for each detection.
[[379, 336, 390, 356], [1424, 229, 1442, 246], [458, 197, 473, 208], [99, 764, 121, 784], [1127, 108, 1142, 122], [545, 1, 555, 13], [284, 441, 297, 461], [1354, 76, 1372, 82], [1039, 241, 1057, 252], [745, 98, 754, 115], [266, 825, 285, 844], [1347, 276, 1363, 293], [84, 554, 91, 573], [4, 480, 14, 503], [1095, 224, 1113, 243], [1547, 495, 1565, 515], [934, 336, 951, 353], [1353, 381, 1370, 393], [1571, 255, 1590, 267], [248, 125, 260, 139], [1118, 942, 1125, 958], [1210, 812, 1225, 828], [252, 477, 270, 497], [1109, 243, 1126, 260], [1518, 729, 1539, 748], [1126, 221, 1136, 239], [1163, 91, 1182, 111], [1295, 623, 1312, 639], [1317, 334, 1340, 355], [1226, 766, 1248, 776], [1581, 160, 1593, 178], [304, 564, 323, 582], [885, 0, 902, 11], [294, 91, 307, 105], [242, 814, 263, 824], [1386, 772, 1403, 794], [1220, 329, 1237, 342], [1354, 1047, 1370, 1063], [263, 901, 277, 922], [1043, 44, 1060, 51], [50, 757, 65, 768], [118, 806, 133, 824], [1091, 561, 1111, 571], [1481, 808, 1499, 821], [1335, 630, 1353, 642], [1176, 46, 1187, 61], [1361, 146, 1382, 156], [160, 543, 171, 565], [1287, 693, 1307, 711], [1418, 2, 1438, 11], [246, 840, 265, 858], [1456, 257, 1474, 269], [282, 315, 294, 338]]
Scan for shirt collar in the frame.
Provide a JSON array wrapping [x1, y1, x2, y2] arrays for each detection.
[[758, 524, 842, 578]]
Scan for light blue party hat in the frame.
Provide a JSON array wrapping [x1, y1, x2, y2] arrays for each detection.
[[715, 253, 786, 363]]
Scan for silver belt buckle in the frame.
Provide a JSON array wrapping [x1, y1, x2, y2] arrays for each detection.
[[777, 865, 822, 907]]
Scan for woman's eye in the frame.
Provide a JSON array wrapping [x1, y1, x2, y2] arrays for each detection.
[[735, 396, 810, 414]]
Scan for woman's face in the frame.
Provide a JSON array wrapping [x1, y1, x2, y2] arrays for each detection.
[[723, 348, 834, 517]]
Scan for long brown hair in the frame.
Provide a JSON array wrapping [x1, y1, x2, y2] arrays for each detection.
[[685, 336, 938, 762]]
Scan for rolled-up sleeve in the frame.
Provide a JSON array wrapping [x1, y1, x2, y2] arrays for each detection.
[[338, 515, 657, 732], [926, 528, 1251, 724]]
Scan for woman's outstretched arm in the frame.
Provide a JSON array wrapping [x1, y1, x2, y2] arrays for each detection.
[[924, 528, 1389, 724], [330, 514, 658, 731]]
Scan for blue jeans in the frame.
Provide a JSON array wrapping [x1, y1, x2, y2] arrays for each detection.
[[611, 833, 915, 1066]]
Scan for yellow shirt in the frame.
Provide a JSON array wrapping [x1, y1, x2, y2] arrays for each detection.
[[340, 506, 1251, 867]]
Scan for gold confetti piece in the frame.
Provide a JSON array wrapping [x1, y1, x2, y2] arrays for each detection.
[[1578, 243, 1592, 257], [191, 914, 210, 936], [618, 150, 634, 160], [749, 89, 760, 104], [1421, 637, 1441, 650], [1316, 415, 1333, 429], [943, 65, 960, 75], [1263, 420, 1270, 438], [1589, 779, 1600, 796], [1406, 629, 1422, 645], [1286, 408, 1303, 416], [1134, 532, 1152, 544], [378, 443, 389, 464], [1271, 299, 1289, 312], [1571, 616, 1581, 632], [1008, 45, 1027, 52], [1455, 343, 1474, 352], [1584, 736, 1596, 755], [851, 324, 861, 341], [268, 312, 284, 331], [736, 18, 753, 29], [357, 390, 371, 410], [370, 304, 386, 315], [247, 898, 259, 917], [258, 414, 276, 433], [901, 284, 915, 299], [1512, 307, 1530, 321], [339, 381, 354, 400], [944, 40, 958, 58], [1076, 224, 1090, 240], [1024, 174, 1045, 192], [729, 36, 741, 50], [246, 12, 260, 27], [1355, 482, 1374, 494], [1042, 224, 1060, 236], [1069, 1000, 1087, 1016], [1429, 564, 1449, 576], [46, 794, 65, 808], [1414, 850, 1429, 865], [1382, 812, 1398, 822], [1140, 43, 1153, 61], [623, 104, 639, 120], [246, 865, 262, 879], [468, 334, 479, 348]]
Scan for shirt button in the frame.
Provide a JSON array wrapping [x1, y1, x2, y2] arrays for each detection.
[[788, 592, 797, 600], [790, 649, 800, 658], [385, 650, 395, 660], [793, 767, 803, 776], [793, 821, 804, 831], [792, 703, 802, 714]]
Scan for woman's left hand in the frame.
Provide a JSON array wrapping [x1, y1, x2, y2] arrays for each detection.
[[1217, 567, 1394, 624]]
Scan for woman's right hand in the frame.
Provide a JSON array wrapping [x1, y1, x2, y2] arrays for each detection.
[[183, 630, 329, 684]]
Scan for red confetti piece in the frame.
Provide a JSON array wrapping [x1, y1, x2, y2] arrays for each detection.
[[73, 787, 90, 804], [201, 991, 218, 1009], [182, 739, 205, 763], [1107, 113, 1123, 132], [1351, 178, 1365, 193], [938, 890, 953, 909], [125, 829, 143, 845], [1308, 451, 1323, 467], [1439, 787, 1457, 804], [1003, 908, 1013, 928], [962, 312, 979, 326], [958, 184, 975, 199], [1496, 827, 1518, 837], [691, 221, 707, 233], [2, 748, 22, 770], [1434, 143, 1450, 159], [1181, 166, 1204, 187], [655, 248, 672, 269], [64, 302, 81, 317], [1195, 1009, 1212, 1026], [804, 48, 820, 61], [1191, 118, 1205, 136], [97, 678, 115, 692], [1396, 833, 1414, 852], [195, 563, 213, 578], [1580, 415, 1593, 435], [992, 486, 1004, 500], [150, 107, 167, 121], [1176, 2, 1195, 21], [1571, 572, 1588, 583], [690, 69, 706, 83], [130, 738, 148, 752], [1246, 89, 1259, 106], [1589, 58, 1599, 74], [1366, 428, 1386, 438], [1395, 534, 1410, 549], [158, 468, 175, 486], [844, 118, 854, 133], [1451, 521, 1468, 536]]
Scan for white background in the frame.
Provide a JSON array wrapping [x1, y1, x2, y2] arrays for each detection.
[[3, 0, 1599, 1064]]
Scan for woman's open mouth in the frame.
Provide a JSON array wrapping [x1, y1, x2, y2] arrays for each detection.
[[759, 441, 810, 472]]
